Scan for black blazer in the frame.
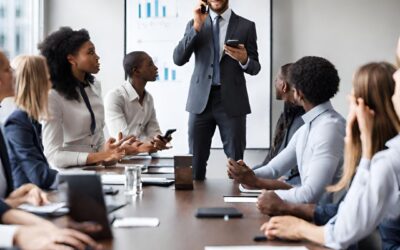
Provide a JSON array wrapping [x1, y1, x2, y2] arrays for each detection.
[[4, 109, 57, 190], [173, 11, 261, 117], [0, 199, 10, 222], [0, 128, 14, 197]]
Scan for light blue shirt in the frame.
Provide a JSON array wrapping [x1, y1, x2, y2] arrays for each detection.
[[324, 134, 400, 249], [254, 101, 345, 203], [209, 8, 250, 70]]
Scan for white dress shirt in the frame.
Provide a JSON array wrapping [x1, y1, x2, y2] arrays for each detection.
[[0, 225, 18, 247], [254, 101, 345, 204], [104, 82, 162, 141], [0, 97, 17, 125], [324, 134, 400, 249], [209, 8, 250, 70], [42, 80, 105, 168]]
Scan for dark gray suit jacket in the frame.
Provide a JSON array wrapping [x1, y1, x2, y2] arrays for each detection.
[[173, 11, 261, 117]]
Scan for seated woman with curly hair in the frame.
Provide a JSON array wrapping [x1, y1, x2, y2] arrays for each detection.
[[39, 27, 139, 168]]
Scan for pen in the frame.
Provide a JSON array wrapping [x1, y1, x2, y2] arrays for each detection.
[[253, 235, 268, 242]]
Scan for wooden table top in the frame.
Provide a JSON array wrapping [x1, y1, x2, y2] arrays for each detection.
[[63, 157, 327, 250]]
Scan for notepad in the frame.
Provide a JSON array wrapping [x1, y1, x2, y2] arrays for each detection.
[[123, 154, 152, 160], [223, 196, 258, 203], [239, 184, 262, 194], [101, 174, 174, 186], [113, 217, 160, 228], [205, 246, 307, 250]]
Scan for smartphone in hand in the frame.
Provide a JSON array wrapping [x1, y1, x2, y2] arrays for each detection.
[[226, 39, 240, 48], [162, 129, 176, 141], [200, 0, 209, 14]]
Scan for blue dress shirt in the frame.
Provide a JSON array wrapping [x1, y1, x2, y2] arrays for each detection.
[[254, 101, 345, 204], [324, 135, 400, 249]]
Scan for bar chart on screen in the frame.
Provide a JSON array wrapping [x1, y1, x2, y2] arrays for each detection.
[[136, 0, 178, 19], [126, 0, 272, 154]]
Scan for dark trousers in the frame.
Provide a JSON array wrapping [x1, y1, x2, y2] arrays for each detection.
[[188, 87, 246, 180]]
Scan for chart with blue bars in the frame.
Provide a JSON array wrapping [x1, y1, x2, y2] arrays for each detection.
[[126, 0, 192, 83], [137, 0, 178, 19], [157, 66, 177, 82]]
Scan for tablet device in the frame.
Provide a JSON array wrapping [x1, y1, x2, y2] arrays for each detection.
[[146, 166, 174, 174], [59, 174, 113, 240], [195, 207, 243, 218]]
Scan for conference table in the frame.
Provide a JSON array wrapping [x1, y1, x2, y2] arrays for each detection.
[[77, 157, 327, 250]]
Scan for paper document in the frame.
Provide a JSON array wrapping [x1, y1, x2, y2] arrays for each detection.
[[101, 174, 172, 185], [18, 202, 67, 214], [113, 217, 160, 228], [239, 184, 262, 194], [224, 196, 258, 203], [205, 246, 308, 250], [123, 154, 152, 160]]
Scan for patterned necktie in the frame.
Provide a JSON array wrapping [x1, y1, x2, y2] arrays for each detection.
[[212, 15, 221, 85], [78, 84, 96, 135]]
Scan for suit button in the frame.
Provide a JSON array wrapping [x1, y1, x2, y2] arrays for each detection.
[[208, 75, 212, 79], [211, 64, 213, 67]]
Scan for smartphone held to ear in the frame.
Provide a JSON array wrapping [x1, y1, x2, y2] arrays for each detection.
[[200, 1, 209, 14]]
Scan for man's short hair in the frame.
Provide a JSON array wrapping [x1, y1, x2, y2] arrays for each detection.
[[289, 56, 340, 105]]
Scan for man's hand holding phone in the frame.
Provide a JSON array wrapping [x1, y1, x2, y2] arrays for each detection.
[[224, 39, 248, 65], [193, 0, 209, 32], [152, 129, 176, 151]]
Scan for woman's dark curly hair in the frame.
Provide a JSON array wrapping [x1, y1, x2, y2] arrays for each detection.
[[38, 27, 94, 101], [289, 56, 340, 105]]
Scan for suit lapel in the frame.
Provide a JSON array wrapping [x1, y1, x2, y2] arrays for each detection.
[[204, 15, 214, 52], [225, 11, 239, 43]]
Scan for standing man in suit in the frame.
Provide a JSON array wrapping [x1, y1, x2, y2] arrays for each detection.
[[173, 0, 261, 180]]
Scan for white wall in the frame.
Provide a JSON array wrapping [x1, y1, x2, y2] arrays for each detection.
[[271, 0, 400, 129], [44, 0, 126, 96], [45, 0, 400, 145]]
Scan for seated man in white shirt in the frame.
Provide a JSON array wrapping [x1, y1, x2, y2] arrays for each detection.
[[228, 56, 345, 205], [105, 51, 171, 153]]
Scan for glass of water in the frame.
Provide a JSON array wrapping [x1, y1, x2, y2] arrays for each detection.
[[124, 165, 143, 195]]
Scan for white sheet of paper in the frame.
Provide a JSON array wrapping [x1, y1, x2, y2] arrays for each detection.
[[101, 174, 172, 185], [205, 246, 308, 250], [123, 154, 152, 160], [18, 202, 67, 214], [224, 196, 258, 203], [239, 184, 262, 194], [113, 217, 160, 228]]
